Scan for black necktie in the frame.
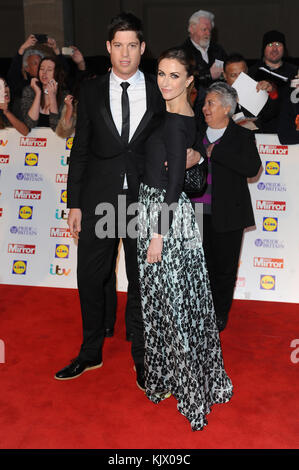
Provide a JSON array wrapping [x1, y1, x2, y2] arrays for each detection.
[[120, 82, 130, 143]]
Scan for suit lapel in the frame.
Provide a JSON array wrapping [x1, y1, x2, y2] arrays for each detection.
[[129, 74, 155, 144], [99, 74, 123, 144]]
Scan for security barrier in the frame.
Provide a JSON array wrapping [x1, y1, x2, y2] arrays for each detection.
[[0, 128, 298, 302]]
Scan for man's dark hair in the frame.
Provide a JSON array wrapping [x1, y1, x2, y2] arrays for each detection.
[[108, 12, 144, 43], [224, 53, 247, 71]]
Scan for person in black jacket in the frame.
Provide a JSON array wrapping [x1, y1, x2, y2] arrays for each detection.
[[182, 9, 227, 90], [196, 82, 262, 331], [54, 13, 202, 387], [223, 53, 280, 133], [277, 85, 299, 144]]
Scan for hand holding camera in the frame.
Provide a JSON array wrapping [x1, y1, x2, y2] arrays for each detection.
[[46, 79, 58, 97]]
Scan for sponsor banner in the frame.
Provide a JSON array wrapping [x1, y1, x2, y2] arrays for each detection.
[[8, 243, 36, 254], [0, 129, 298, 301], [235, 133, 299, 302]]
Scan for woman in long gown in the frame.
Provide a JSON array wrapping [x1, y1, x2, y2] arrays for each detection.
[[137, 48, 233, 431]]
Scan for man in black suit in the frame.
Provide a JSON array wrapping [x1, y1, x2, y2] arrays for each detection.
[[54, 13, 161, 388], [54, 13, 201, 387]]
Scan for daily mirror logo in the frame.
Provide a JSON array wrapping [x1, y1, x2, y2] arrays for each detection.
[[259, 144, 288, 156], [14, 190, 42, 200], [8, 244, 36, 254], [20, 137, 47, 147], [253, 257, 284, 269], [0, 155, 9, 164], [256, 200, 286, 211]]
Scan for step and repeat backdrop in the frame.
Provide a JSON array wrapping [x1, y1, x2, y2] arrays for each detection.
[[0, 128, 298, 302]]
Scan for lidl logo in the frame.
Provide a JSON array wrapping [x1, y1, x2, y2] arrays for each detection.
[[263, 217, 278, 232], [66, 137, 73, 150], [12, 260, 27, 275], [25, 153, 39, 166], [260, 275, 275, 290], [55, 244, 70, 259], [60, 190, 67, 203], [265, 161, 280, 175], [18, 205, 33, 219]]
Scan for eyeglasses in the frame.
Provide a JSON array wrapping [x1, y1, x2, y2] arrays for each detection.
[[267, 42, 283, 47]]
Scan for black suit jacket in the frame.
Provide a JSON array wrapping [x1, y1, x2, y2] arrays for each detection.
[[67, 72, 165, 210], [200, 119, 262, 232], [182, 37, 227, 89]]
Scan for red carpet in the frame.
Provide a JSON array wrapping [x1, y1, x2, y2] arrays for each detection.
[[0, 284, 298, 450]]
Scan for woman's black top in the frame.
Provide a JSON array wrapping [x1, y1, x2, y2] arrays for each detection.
[[142, 111, 196, 235]]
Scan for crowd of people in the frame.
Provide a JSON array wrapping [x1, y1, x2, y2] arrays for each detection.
[[1, 10, 298, 143], [1, 10, 297, 431]]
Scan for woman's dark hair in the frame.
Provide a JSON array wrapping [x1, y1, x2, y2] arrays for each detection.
[[157, 47, 196, 102], [108, 12, 144, 43], [38, 56, 66, 109]]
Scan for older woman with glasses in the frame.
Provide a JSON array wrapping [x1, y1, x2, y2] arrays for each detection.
[[196, 82, 262, 331]]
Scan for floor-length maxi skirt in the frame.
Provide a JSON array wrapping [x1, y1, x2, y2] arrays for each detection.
[[137, 183, 233, 431]]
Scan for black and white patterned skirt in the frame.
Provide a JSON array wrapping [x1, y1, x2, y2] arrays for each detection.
[[137, 183, 233, 431]]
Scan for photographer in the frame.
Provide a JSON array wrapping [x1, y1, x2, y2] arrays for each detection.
[[20, 56, 75, 135]]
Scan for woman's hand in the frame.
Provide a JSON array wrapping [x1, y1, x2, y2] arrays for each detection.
[[147, 234, 163, 263], [30, 77, 41, 95], [64, 94, 74, 108], [47, 79, 58, 98]]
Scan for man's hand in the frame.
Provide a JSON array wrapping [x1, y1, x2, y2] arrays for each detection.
[[256, 80, 273, 93], [210, 62, 223, 80], [186, 148, 202, 169], [47, 37, 60, 55], [164, 149, 202, 171], [18, 34, 37, 55], [67, 208, 82, 239], [70, 46, 86, 71]]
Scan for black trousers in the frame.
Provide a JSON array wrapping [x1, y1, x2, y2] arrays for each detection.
[[202, 214, 243, 328], [76, 192, 144, 365], [103, 242, 133, 337]]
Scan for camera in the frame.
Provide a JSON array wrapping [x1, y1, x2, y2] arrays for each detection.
[[34, 34, 48, 44], [62, 47, 74, 56]]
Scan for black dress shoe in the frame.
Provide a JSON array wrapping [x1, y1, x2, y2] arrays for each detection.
[[217, 317, 228, 332], [134, 364, 145, 391], [54, 357, 103, 380], [105, 328, 114, 338], [126, 332, 134, 342]]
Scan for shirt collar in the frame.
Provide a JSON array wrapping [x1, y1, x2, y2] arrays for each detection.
[[110, 68, 143, 87], [190, 38, 209, 55]]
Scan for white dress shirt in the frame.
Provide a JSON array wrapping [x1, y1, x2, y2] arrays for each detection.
[[109, 69, 146, 188]]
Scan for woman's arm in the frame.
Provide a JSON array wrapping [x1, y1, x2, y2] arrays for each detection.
[[3, 109, 29, 135]]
